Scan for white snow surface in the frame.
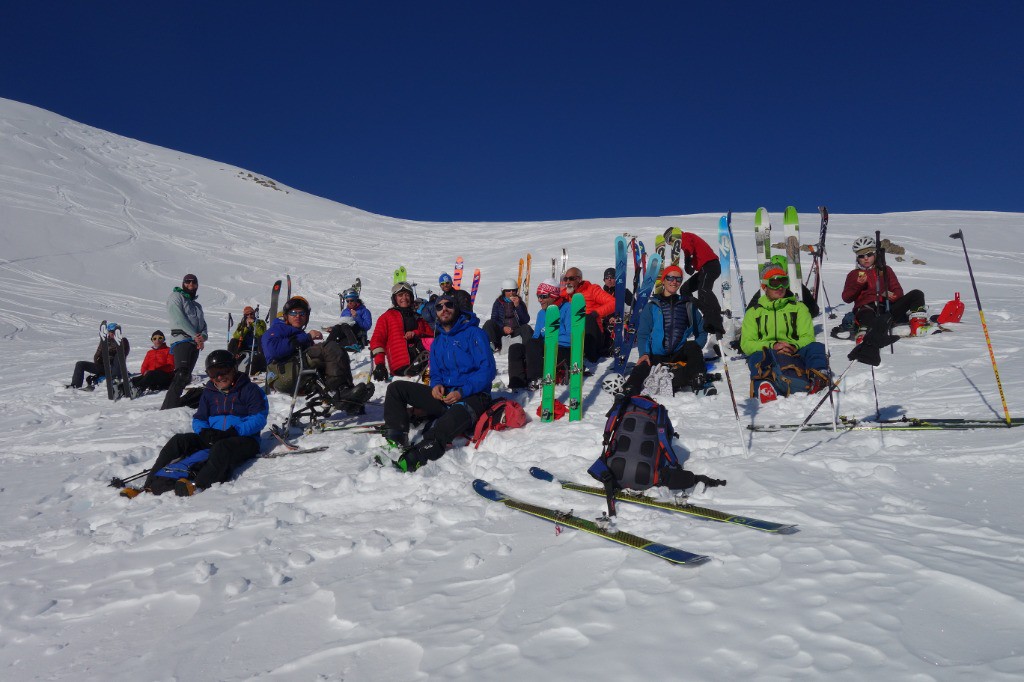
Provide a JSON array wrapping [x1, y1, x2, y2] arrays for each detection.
[[2, 97, 1023, 681]]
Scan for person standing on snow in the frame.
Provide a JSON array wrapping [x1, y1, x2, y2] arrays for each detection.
[[161, 274, 208, 410]]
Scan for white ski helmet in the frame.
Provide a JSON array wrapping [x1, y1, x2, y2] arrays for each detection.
[[852, 236, 875, 255], [500, 278, 519, 292], [601, 374, 625, 395]]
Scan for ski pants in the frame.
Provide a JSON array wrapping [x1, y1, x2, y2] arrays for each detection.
[[482, 320, 533, 353], [144, 432, 260, 490], [583, 311, 605, 361], [855, 290, 925, 326], [746, 343, 829, 380], [508, 338, 569, 387], [70, 360, 120, 388], [383, 381, 491, 453], [622, 340, 705, 396], [681, 260, 721, 297], [161, 341, 200, 410], [131, 370, 174, 392]]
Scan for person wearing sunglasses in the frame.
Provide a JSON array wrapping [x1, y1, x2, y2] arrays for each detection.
[[559, 267, 616, 360], [130, 349, 269, 498], [228, 305, 268, 374], [482, 278, 533, 353], [842, 236, 928, 339], [507, 279, 569, 389], [161, 274, 209, 410], [67, 321, 131, 390], [261, 296, 365, 411], [370, 282, 435, 381], [740, 264, 830, 403], [381, 292, 497, 472], [618, 265, 715, 398], [128, 330, 175, 396]]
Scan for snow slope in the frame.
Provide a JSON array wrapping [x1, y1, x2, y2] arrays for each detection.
[[2, 97, 1023, 681]]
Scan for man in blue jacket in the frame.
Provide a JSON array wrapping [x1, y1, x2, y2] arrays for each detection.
[[619, 265, 714, 397], [137, 350, 269, 497], [382, 292, 497, 472]]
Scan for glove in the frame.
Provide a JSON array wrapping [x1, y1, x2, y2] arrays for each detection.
[[372, 364, 390, 382], [199, 427, 237, 446]]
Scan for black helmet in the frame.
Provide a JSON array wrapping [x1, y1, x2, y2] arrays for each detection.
[[283, 296, 311, 313], [205, 349, 236, 373]]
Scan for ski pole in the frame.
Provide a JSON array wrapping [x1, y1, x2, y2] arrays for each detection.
[[717, 335, 748, 457], [109, 469, 151, 488], [779, 361, 856, 456], [950, 229, 1012, 426], [726, 211, 747, 304], [817, 266, 838, 431]]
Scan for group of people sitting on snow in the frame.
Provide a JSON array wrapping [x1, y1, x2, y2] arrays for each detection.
[[73, 233, 928, 497]]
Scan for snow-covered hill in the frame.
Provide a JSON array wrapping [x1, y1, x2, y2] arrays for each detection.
[[2, 97, 1023, 680]]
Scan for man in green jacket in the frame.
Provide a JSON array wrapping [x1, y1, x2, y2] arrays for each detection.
[[740, 264, 829, 403]]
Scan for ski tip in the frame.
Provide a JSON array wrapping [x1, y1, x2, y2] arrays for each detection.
[[472, 478, 506, 502], [528, 466, 554, 482]]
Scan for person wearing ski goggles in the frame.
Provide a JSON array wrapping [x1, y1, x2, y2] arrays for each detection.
[[739, 264, 831, 403]]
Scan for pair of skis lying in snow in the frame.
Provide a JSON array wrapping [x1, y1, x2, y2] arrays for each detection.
[[475, 467, 798, 566]]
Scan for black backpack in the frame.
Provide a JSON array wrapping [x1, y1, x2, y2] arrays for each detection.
[[588, 395, 724, 515]]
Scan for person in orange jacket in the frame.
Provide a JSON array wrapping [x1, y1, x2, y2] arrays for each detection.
[[130, 330, 176, 394], [560, 267, 615, 360]]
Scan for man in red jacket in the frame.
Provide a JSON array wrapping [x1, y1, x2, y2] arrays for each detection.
[[130, 330, 176, 395], [560, 267, 615, 360], [371, 281, 435, 380]]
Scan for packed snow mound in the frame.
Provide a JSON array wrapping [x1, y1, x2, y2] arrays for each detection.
[[2, 97, 1024, 680]]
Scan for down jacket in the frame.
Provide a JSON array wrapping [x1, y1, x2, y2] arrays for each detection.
[[429, 310, 496, 398], [192, 372, 269, 441]]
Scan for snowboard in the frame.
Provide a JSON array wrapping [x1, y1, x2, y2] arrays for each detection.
[[99, 321, 115, 400], [113, 327, 132, 400]]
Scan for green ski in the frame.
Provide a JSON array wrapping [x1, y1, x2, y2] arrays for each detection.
[[568, 293, 586, 421], [540, 303, 561, 422], [393, 266, 407, 284]]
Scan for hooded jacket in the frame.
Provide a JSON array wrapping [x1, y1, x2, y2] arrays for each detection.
[[341, 303, 373, 331], [740, 291, 815, 355], [429, 310, 497, 398], [192, 372, 269, 441], [167, 287, 208, 345]]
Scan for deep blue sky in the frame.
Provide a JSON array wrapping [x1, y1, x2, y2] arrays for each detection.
[[3, 2, 1022, 221]]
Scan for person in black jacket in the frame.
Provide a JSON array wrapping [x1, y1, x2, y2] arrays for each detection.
[[68, 322, 130, 389]]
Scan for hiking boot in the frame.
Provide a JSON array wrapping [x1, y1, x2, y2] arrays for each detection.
[[758, 381, 778, 404], [119, 487, 142, 499], [384, 430, 409, 448], [695, 384, 717, 397], [174, 479, 198, 497]]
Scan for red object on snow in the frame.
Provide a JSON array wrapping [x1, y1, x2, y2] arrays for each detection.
[[937, 292, 965, 324]]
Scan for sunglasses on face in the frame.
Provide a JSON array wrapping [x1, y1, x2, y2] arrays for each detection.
[[183, 279, 198, 285], [287, 309, 308, 317], [663, 275, 683, 283], [151, 336, 164, 342], [562, 275, 580, 282], [537, 294, 553, 300], [766, 277, 790, 290], [208, 368, 233, 380], [435, 301, 455, 311], [857, 252, 875, 259]]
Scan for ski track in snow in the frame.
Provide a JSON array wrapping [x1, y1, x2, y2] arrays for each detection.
[[2, 97, 1024, 680]]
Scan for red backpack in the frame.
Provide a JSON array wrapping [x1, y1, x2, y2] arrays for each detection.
[[937, 292, 965, 324], [472, 398, 528, 449]]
